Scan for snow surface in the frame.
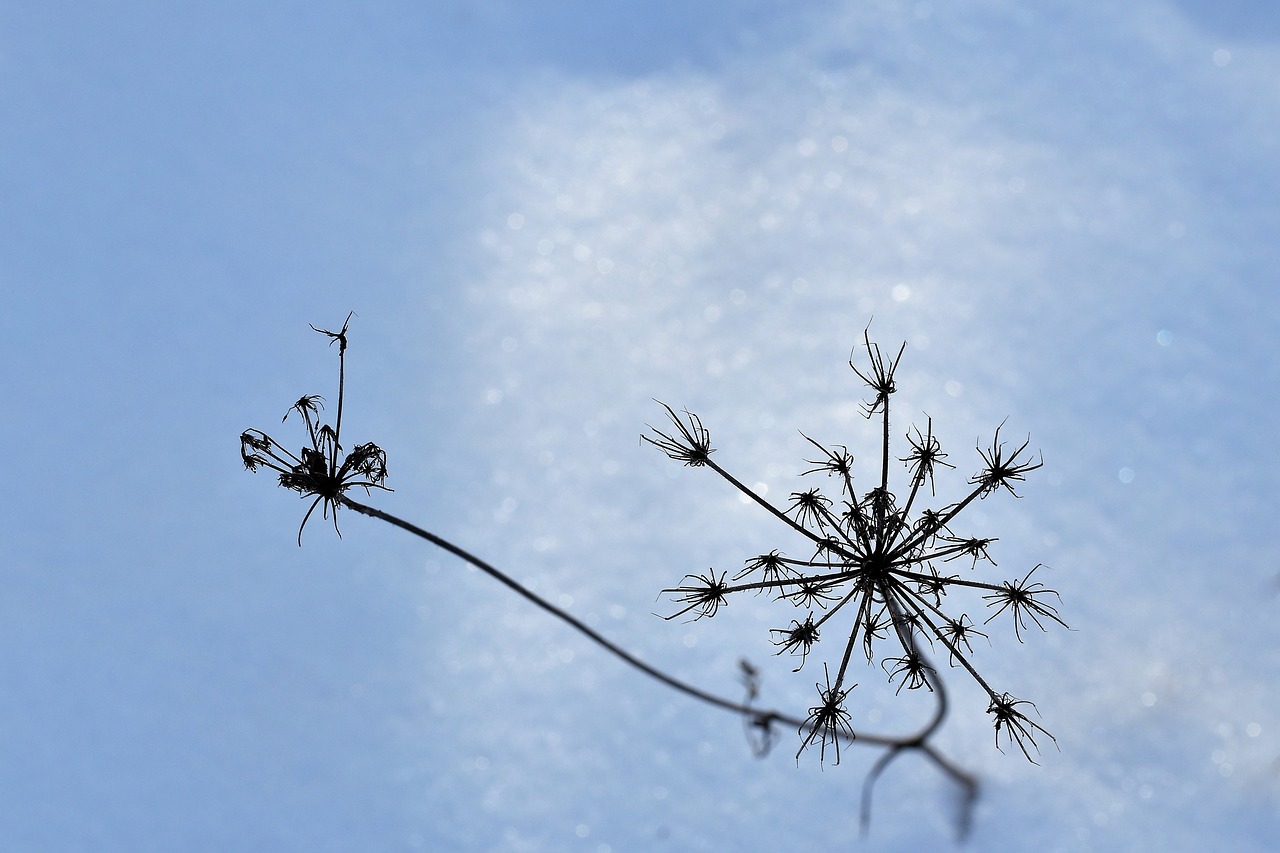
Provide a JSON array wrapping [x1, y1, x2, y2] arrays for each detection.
[[1, 0, 1277, 850]]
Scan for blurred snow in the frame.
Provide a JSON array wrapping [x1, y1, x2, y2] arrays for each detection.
[[1, 0, 1277, 850]]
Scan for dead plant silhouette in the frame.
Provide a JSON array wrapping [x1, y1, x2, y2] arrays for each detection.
[[240, 317, 1065, 842], [240, 313, 390, 544], [643, 327, 1066, 767]]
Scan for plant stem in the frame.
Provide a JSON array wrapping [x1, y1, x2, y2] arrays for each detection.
[[338, 493, 978, 831]]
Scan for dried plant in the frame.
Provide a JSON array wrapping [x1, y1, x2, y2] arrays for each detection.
[[240, 317, 1068, 841], [644, 326, 1066, 765], [240, 314, 391, 545]]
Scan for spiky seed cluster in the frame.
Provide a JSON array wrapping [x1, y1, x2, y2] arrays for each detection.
[[799, 664, 857, 765], [240, 314, 392, 544], [643, 402, 713, 466], [643, 327, 1065, 764]]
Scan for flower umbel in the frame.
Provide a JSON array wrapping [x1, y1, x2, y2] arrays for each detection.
[[971, 422, 1043, 497], [798, 664, 856, 765], [642, 401, 713, 466], [661, 570, 729, 621], [240, 314, 392, 544], [646, 326, 1065, 763], [772, 615, 820, 671], [883, 650, 935, 694], [982, 564, 1068, 641], [988, 692, 1057, 762]]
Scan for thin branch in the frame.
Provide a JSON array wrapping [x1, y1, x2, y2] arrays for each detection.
[[337, 494, 980, 833], [339, 495, 915, 740]]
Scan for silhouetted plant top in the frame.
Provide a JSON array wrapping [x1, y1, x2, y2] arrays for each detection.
[[644, 327, 1065, 764], [240, 314, 391, 545]]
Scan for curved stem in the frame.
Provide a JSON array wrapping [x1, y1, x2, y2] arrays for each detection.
[[341, 496, 953, 749], [855, 612, 979, 841], [338, 494, 978, 836], [341, 496, 750, 718]]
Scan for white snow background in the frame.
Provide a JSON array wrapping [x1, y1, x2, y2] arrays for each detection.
[[1, 0, 1277, 850]]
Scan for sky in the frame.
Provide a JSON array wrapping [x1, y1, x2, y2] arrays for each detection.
[[2, 0, 1278, 850]]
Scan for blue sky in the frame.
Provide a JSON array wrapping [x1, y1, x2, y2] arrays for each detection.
[[2, 1, 1278, 850]]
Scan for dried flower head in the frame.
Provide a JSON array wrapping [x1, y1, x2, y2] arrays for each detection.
[[240, 314, 392, 544], [883, 650, 935, 694], [988, 692, 1057, 762], [645, 326, 1065, 762], [642, 401, 713, 466], [798, 664, 856, 765], [982, 564, 1067, 641], [661, 570, 730, 621], [971, 422, 1043, 497], [772, 615, 821, 671]]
